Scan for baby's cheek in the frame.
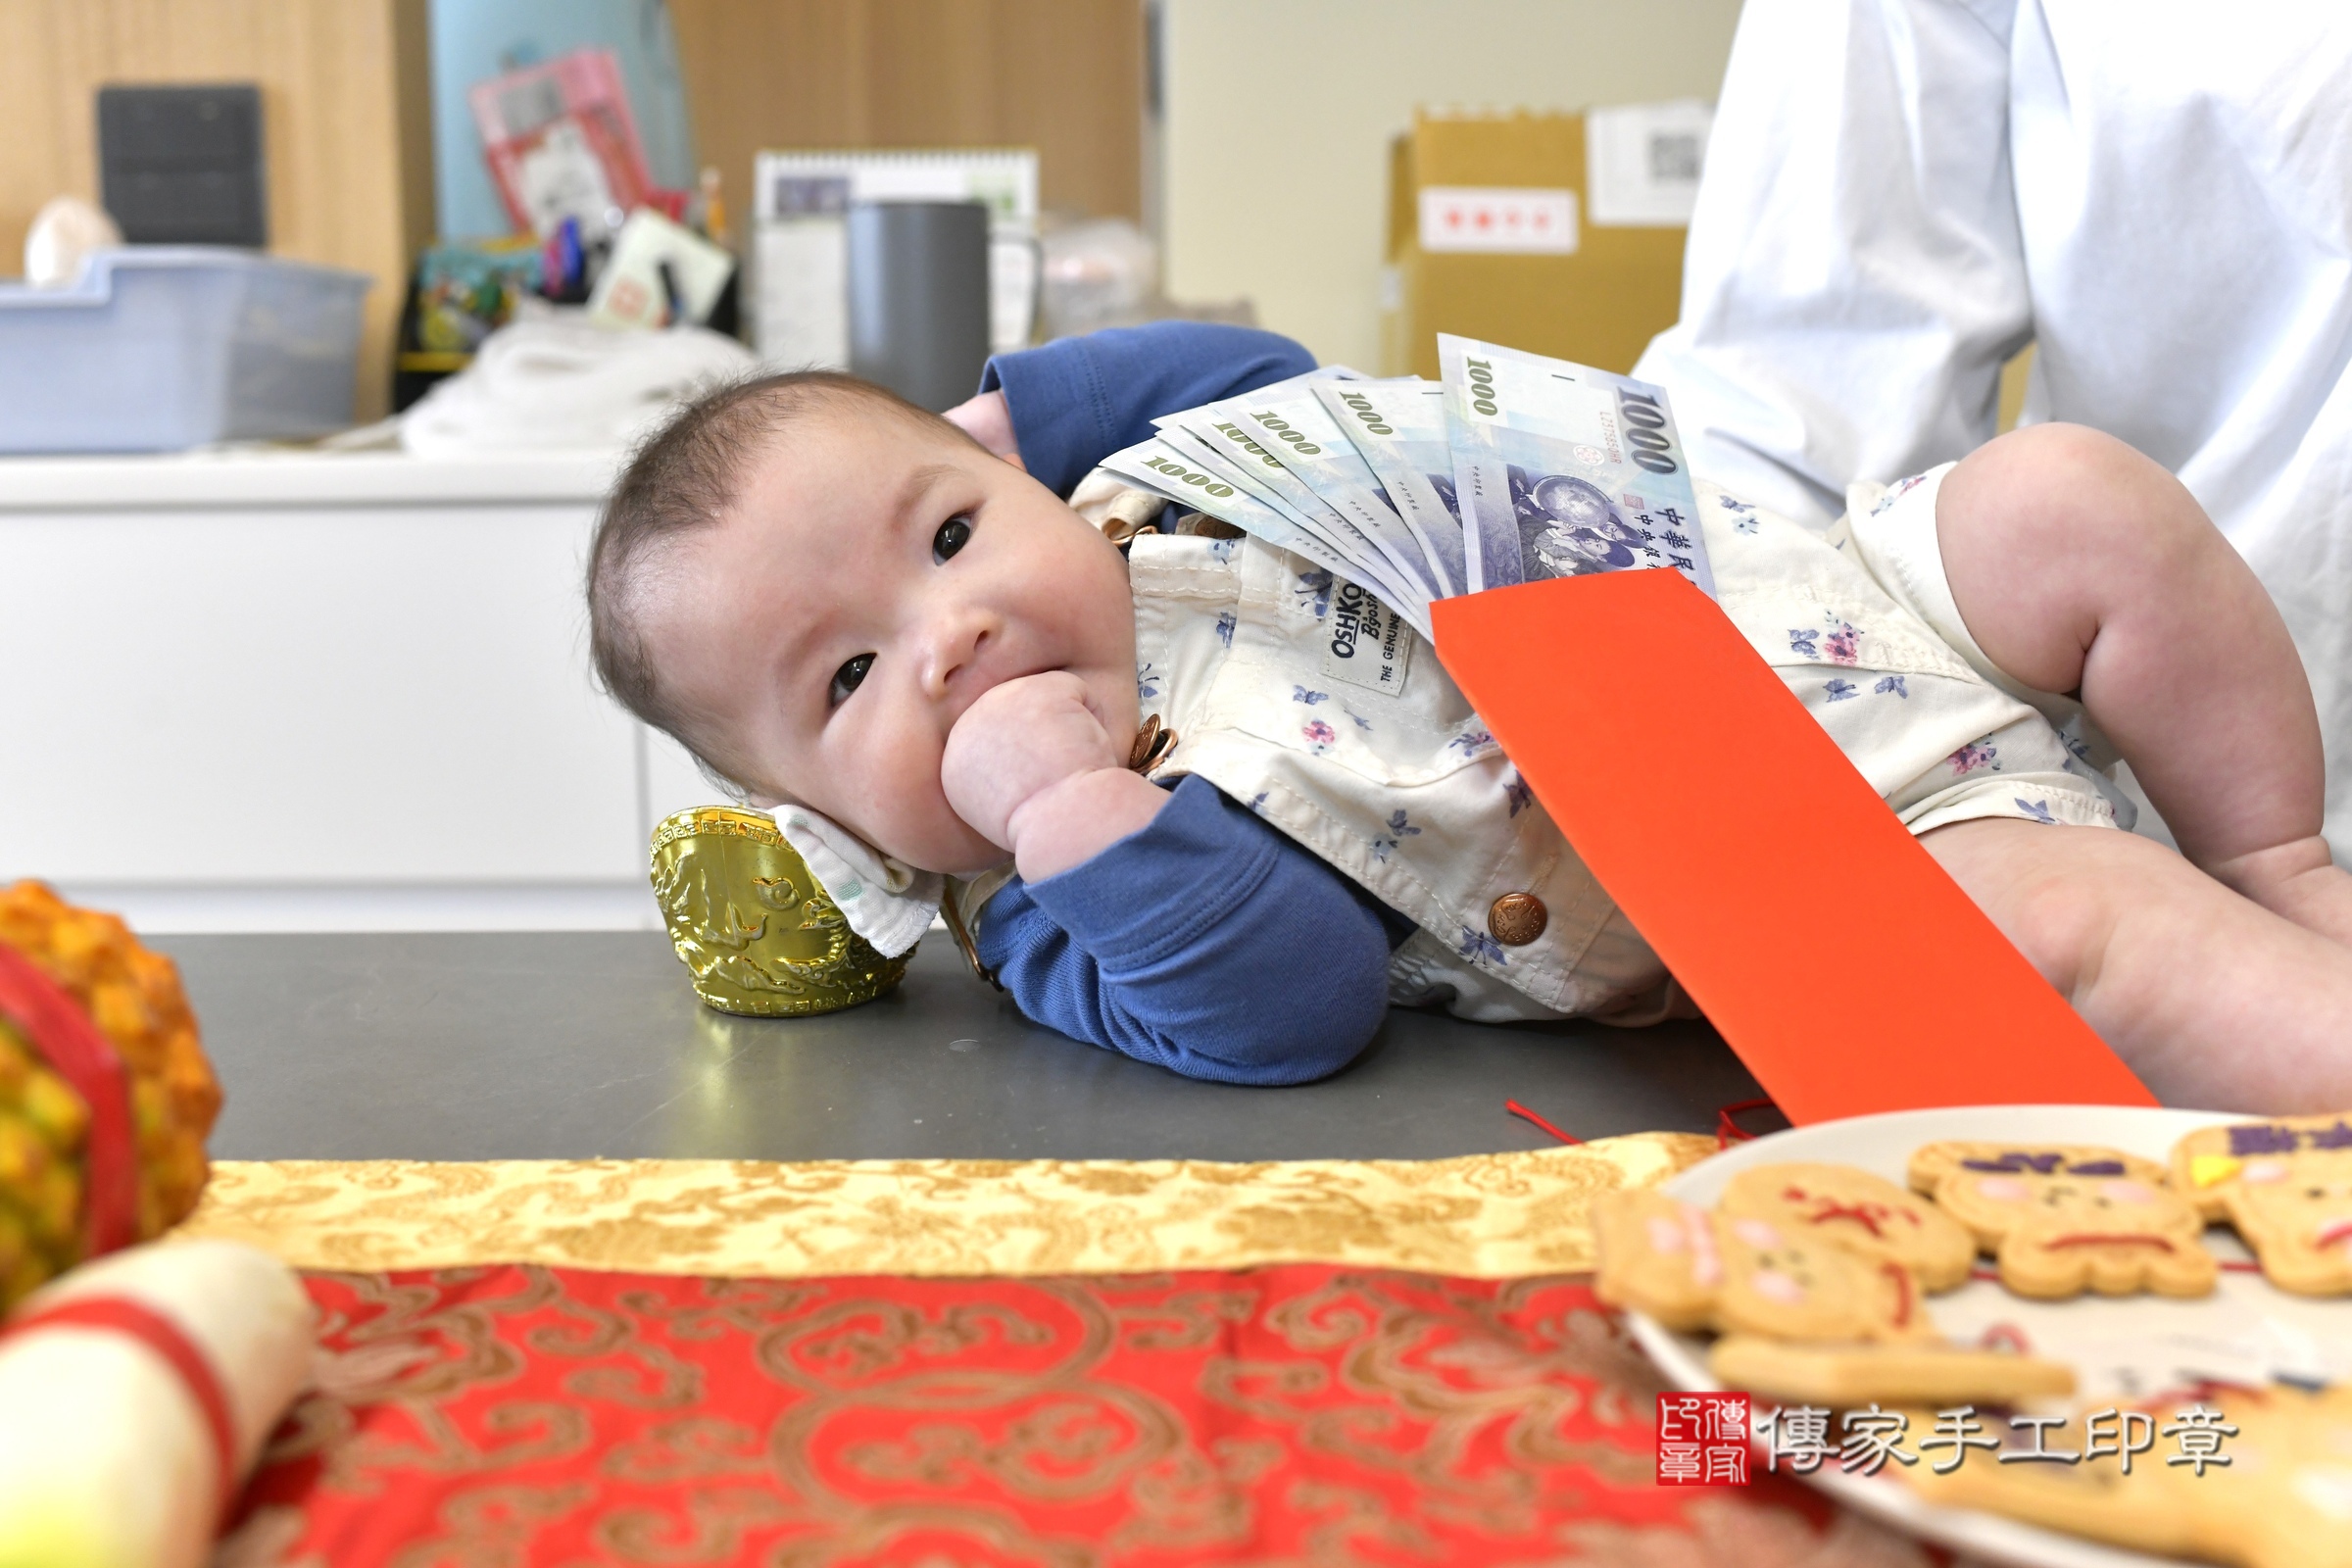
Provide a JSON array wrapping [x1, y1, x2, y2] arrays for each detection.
[[824, 717, 964, 867], [900, 783, 998, 873]]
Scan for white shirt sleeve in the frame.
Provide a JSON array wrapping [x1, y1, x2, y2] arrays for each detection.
[[1633, 0, 2030, 524]]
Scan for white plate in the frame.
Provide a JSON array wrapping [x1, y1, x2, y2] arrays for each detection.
[[1627, 1104, 2352, 1568]]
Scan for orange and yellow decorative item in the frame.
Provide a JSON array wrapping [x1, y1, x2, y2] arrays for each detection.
[[650, 807, 911, 1016], [0, 881, 221, 1310]]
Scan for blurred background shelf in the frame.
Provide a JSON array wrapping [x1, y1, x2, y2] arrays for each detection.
[[0, 0, 435, 423], [0, 446, 713, 932], [0, 0, 1749, 930]]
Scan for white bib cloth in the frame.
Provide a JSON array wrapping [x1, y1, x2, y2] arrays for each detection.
[[772, 807, 942, 958]]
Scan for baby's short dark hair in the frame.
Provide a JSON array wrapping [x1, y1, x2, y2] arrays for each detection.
[[585, 370, 976, 789]]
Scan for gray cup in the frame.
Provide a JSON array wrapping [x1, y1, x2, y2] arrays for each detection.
[[846, 200, 991, 413]]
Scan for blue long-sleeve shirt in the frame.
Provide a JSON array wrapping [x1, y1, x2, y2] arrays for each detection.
[[983, 775, 1409, 1083], [967, 323, 1415, 1084], [980, 321, 1318, 498]]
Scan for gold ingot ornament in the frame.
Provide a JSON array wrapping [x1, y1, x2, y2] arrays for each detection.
[[650, 807, 911, 1016]]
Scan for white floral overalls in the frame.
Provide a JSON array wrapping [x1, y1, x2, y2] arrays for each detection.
[[966, 476, 2115, 1024]]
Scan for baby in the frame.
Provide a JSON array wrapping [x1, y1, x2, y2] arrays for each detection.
[[589, 322, 2352, 1112]]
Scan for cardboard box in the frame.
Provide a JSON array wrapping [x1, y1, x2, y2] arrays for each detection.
[[1382, 109, 1693, 377]]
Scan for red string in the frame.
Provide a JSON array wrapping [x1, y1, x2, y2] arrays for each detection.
[[0, 1295, 238, 1521], [1715, 1097, 1781, 1149], [0, 944, 137, 1255], [1505, 1100, 1583, 1146]]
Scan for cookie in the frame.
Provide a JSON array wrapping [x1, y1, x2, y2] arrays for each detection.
[[1592, 1189, 1722, 1330], [2168, 1112, 2352, 1296], [1909, 1384, 2352, 1568], [1710, 1334, 2074, 1406], [1592, 1188, 1935, 1342], [1909, 1425, 2193, 1558], [1906, 1139, 2170, 1195], [1910, 1140, 2218, 1298], [1718, 1162, 1978, 1292]]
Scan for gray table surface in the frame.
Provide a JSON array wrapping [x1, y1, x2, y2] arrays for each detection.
[[157, 931, 1767, 1163]]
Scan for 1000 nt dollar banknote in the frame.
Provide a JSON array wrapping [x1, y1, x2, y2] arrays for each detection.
[[1096, 436, 1434, 640], [1219, 387, 1444, 602], [1439, 334, 1715, 598], [1313, 378, 1465, 598]]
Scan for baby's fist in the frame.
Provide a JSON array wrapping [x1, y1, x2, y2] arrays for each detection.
[[940, 671, 1123, 852]]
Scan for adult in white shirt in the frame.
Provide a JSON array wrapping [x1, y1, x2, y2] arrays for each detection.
[[1635, 0, 2352, 858]]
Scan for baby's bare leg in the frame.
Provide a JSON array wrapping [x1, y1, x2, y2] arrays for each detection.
[[1936, 425, 2352, 946], [1927, 818, 2352, 1110]]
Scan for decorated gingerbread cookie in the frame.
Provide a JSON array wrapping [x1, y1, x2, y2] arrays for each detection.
[[1709, 1333, 2074, 1406], [1592, 1187, 1934, 1343], [1907, 1140, 2171, 1195], [1910, 1383, 2352, 1568], [1909, 1141, 2217, 1299], [2169, 1112, 2352, 1296], [1718, 1162, 1978, 1292]]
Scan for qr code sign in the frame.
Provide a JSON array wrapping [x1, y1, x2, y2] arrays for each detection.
[[1657, 1392, 1751, 1486]]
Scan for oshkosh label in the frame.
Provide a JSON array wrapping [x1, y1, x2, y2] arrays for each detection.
[[1320, 580, 1413, 698]]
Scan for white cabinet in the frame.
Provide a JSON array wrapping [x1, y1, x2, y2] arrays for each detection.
[[0, 451, 731, 931]]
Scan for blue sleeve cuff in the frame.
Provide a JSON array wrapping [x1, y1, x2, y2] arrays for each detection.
[[979, 322, 1317, 497], [973, 775, 1396, 1084], [1021, 774, 1282, 970]]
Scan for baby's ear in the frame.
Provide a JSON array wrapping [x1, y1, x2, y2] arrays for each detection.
[[1592, 1189, 1724, 1331]]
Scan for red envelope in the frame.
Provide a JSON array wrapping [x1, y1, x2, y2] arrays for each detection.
[[1434, 569, 2155, 1124]]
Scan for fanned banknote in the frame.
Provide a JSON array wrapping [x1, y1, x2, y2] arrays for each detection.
[[1161, 411, 1433, 625], [1311, 377, 1466, 598], [1214, 385, 1450, 601], [1438, 333, 1715, 598], [1147, 419, 1426, 617], [1090, 340, 1710, 638], [1096, 435, 1434, 639], [1152, 419, 1325, 536]]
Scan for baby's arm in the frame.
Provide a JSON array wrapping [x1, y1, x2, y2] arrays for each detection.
[[940, 671, 1402, 1082], [970, 322, 1317, 495], [973, 775, 1401, 1085]]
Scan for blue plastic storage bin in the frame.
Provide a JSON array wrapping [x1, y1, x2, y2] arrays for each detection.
[[0, 248, 369, 453]]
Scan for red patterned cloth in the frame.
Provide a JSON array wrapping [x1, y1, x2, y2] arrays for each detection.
[[221, 1264, 1927, 1567]]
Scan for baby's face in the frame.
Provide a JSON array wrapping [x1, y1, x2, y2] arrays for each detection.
[[647, 407, 1138, 874]]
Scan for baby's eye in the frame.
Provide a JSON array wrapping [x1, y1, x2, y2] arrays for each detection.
[[828, 654, 874, 709], [933, 514, 973, 563]]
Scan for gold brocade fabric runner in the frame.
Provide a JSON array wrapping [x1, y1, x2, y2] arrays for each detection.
[[174, 1132, 1712, 1279]]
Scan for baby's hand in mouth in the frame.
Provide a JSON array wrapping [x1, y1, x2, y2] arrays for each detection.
[[941, 672, 1165, 879], [941, 672, 1121, 847]]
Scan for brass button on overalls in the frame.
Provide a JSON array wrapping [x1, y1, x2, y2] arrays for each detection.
[[1487, 892, 1548, 946]]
